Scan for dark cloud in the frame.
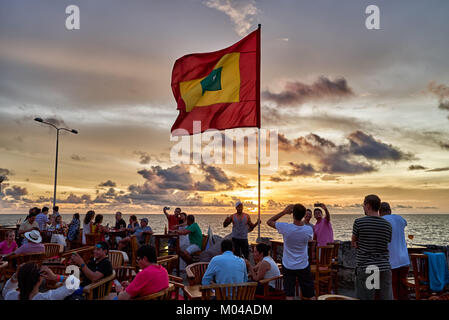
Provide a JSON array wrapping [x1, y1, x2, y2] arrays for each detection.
[[138, 165, 194, 191], [134, 151, 151, 165], [282, 162, 317, 177], [409, 165, 427, 170], [426, 167, 449, 172], [273, 130, 414, 180], [438, 141, 449, 150], [5, 185, 28, 200], [269, 176, 290, 182], [98, 180, 117, 188], [262, 76, 354, 107], [428, 82, 449, 116], [71, 154, 86, 161], [0, 168, 11, 181], [347, 131, 415, 161]]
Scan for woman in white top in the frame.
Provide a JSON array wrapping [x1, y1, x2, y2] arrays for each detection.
[[3, 262, 76, 300], [82, 210, 95, 245], [246, 243, 281, 295]]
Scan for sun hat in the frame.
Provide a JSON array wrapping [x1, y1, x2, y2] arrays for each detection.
[[235, 201, 242, 208], [24, 230, 42, 244]]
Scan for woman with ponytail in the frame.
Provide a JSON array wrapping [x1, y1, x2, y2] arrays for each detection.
[[2, 262, 76, 300]]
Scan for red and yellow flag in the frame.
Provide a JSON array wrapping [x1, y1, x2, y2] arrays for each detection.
[[171, 27, 260, 135]]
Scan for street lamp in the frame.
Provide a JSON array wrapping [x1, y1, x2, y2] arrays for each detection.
[[34, 117, 78, 208]]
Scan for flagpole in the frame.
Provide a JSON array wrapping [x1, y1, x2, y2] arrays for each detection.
[[256, 24, 261, 242]]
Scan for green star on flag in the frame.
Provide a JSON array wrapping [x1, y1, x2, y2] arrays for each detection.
[[200, 67, 222, 95]]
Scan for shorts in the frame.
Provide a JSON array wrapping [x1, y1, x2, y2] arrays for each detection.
[[282, 264, 315, 298], [185, 244, 201, 254]]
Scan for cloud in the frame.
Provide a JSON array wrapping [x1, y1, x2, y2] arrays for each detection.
[[428, 82, 449, 115], [262, 76, 354, 107], [282, 162, 317, 177], [203, 0, 259, 37], [71, 154, 86, 161], [0, 168, 12, 180], [4, 185, 28, 200], [426, 167, 449, 172], [137, 165, 194, 191], [347, 131, 415, 161], [134, 151, 151, 165], [98, 180, 117, 187], [409, 165, 427, 170]]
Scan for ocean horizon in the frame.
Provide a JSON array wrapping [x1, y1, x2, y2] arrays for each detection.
[[1, 213, 448, 246]]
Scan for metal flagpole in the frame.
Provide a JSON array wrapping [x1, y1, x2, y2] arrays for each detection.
[[257, 127, 261, 242]]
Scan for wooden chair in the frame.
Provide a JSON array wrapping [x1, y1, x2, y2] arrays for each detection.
[[44, 243, 63, 258], [61, 246, 95, 265], [328, 241, 340, 293], [129, 235, 139, 269], [308, 240, 317, 265], [133, 283, 175, 300], [143, 232, 153, 246], [169, 274, 186, 300], [157, 254, 179, 275], [85, 233, 103, 246], [404, 254, 431, 300], [4, 252, 46, 278], [200, 282, 258, 300], [255, 275, 285, 300], [83, 271, 116, 300], [318, 294, 358, 300], [186, 262, 209, 285], [109, 250, 125, 268], [311, 245, 334, 297]]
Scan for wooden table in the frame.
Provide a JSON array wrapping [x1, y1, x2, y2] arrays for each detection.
[[184, 284, 216, 300], [106, 229, 127, 249]]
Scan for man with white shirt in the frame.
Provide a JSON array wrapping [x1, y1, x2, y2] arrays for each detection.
[[267, 203, 315, 300], [380, 202, 410, 300]]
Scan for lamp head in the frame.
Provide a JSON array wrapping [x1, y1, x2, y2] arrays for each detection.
[[0, 176, 6, 183], [34, 117, 43, 123], [71, 129, 78, 134]]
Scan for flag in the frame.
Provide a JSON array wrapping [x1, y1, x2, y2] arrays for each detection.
[[171, 27, 260, 135]]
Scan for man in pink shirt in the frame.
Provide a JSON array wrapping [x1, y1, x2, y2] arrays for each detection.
[[313, 203, 334, 246], [116, 245, 169, 299], [14, 230, 45, 255]]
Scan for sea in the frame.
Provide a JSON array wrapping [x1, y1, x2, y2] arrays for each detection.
[[1, 213, 448, 246]]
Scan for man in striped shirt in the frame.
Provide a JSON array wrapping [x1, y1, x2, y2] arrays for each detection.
[[352, 194, 393, 300]]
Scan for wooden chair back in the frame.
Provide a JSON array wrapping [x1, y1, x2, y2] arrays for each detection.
[[316, 245, 334, 267], [134, 283, 175, 300], [85, 233, 103, 246], [130, 235, 139, 268], [83, 271, 116, 300], [157, 255, 178, 275], [308, 240, 317, 265], [61, 246, 95, 265], [256, 275, 285, 300], [143, 232, 153, 246], [328, 241, 340, 264], [410, 254, 430, 300], [108, 250, 125, 268], [200, 282, 258, 300], [201, 234, 208, 250], [318, 294, 358, 300], [168, 274, 185, 300], [5, 252, 46, 277], [44, 243, 63, 258], [186, 262, 209, 285]]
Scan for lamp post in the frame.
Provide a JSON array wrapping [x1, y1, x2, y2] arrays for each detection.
[[34, 117, 78, 208]]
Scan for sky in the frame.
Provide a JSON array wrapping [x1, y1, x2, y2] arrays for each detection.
[[1, 0, 449, 215]]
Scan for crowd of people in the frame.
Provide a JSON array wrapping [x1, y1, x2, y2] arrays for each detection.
[[0, 193, 415, 300]]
